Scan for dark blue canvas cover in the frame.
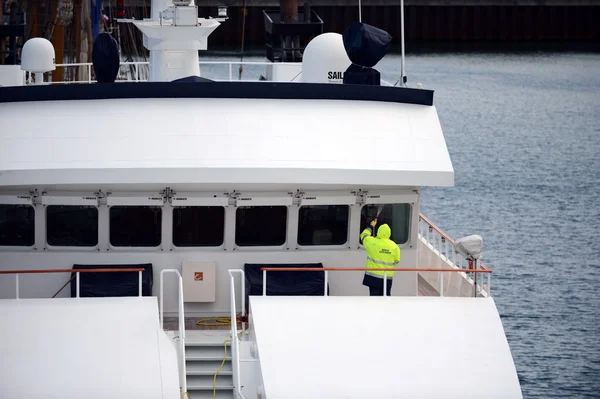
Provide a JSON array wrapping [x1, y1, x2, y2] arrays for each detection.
[[172, 76, 214, 83], [92, 33, 120, 83], [342, 22, 392, 68], [70, 263, 153, 297]]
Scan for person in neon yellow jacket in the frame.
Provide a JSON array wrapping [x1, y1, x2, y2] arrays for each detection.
[[360, 219, 401, 296]]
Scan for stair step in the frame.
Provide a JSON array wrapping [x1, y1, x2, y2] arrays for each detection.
[[183, 390, 234, 399], [186, 384, 234, 390], [187, 370, 233, 376], [187, 374, 233, 388], [186, 341, 231, 347], [186, 345, 232, 359], [186, 355, 231, 361], [186, 360, 232, 373]]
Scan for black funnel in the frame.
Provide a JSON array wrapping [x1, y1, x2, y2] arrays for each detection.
[[92, 33, 120, 83]]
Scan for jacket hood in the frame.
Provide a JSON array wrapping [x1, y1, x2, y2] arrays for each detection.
[[377, 224, 391, 239]]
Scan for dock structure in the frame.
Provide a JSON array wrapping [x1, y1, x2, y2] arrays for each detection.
[[198, 0, 600, 46]]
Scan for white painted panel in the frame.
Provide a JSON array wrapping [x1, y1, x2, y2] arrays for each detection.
[[299, 191, 355, 206], [0, 297, 179, 399], [171, 193, 229, 207], [107, 195, 164, 206], [42, 195, 98, 206], [249, 296, 523, 399], [0, 195, 33, 205], [236, 193, 293, 207], [182, 261, 216, 302]]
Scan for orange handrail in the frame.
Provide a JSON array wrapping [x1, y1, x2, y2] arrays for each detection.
[[419, 213, 490, 271], [260, 267, 491, 273], [0, 268, 145, 275]]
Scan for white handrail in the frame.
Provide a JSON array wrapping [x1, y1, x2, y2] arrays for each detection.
[[228, 269, 246, 399], [159, 269, 187, 396]]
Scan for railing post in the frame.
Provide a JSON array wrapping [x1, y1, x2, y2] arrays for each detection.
[[440, 272, 444, 297], [383, 271, 388, 296], [160, 270, 164, 329], [138, 270, 143, 297], [324, 270, 328, 296], [76, 272, 80, 298], [487, 272, 491, 297], [229, 63, 233, 81], [262, 269, 267, 296], [15, 274, 19, 299]]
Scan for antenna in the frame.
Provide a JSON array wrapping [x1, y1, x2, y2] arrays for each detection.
[[358, 0, 362, 22], [400, 0, 406, 86]]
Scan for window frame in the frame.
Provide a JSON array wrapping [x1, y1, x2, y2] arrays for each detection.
[[0, 195, 36, 250], [359, 192, 417, 248], [172, 206, 227, 249], [233, 193, 292, 250], [296, 192, 355, 249], [107, 194, 164, 250], [42, 195, 99, 251]]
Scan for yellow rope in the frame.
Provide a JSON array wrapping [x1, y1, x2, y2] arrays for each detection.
[[195, 313, 242, 327], [214, 339, 232, 399]]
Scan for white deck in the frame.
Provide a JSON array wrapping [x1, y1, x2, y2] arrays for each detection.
[[0, 97, 453, 189], [248, 295, 523, 399], [0, 297, 180, 399]]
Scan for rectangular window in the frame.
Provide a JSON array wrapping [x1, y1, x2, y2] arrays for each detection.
[[298, 205, 349, 246], [173, 206, 225, 247], [235, 206, 287, 247], [110, 206, 162, 247], [46, 205, 98, 247], [360, 204, 411, 245], [0, 204, 35, 246]]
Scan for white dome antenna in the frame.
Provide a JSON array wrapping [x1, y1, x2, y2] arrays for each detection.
[[21, 38, 56, 85], [301, 33, 351, 84]]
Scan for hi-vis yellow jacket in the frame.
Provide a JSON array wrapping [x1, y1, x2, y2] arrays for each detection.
[[360, 224, 401, 278]]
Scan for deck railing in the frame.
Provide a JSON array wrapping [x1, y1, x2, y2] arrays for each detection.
[[39, 61, 396, 85], [260, 267, 492, 298], [0, 268, 144, 298], [418, 213, 490, 272], [159, 269, 187, 397], [228, 269, 247, 399]]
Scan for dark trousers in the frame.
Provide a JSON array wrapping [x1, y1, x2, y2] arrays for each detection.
[[369, 284, 392, 296], [363, 274, 393, 296]]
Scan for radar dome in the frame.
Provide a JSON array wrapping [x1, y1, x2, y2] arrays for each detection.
[[301, 33, 351, 84], [21, 38, 56, 73]]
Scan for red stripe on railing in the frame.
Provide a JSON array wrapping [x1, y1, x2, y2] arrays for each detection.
[[260, 267, 491, 273], [0, 268, 144, 275]]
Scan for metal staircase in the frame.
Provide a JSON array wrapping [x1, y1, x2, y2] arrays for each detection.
[[185, 340, 234, 399]]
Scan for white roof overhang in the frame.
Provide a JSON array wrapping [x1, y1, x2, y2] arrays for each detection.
[[0, 97, 453, 189]]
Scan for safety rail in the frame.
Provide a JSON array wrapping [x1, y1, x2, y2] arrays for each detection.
[[260, 267, 492, 298], [228, 269, 247, 399], [40, 60, 396, 86], [418, 213, 490, 271], [0, 268, 144, 299], [159, 269, 187, 397], [47, 61, 299, 84]]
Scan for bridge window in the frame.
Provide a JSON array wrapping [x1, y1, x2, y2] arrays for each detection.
[[173, 206, 225, 247], [360, 204, 411, 245], [46, 205, 98, 247], [110, 206, 162, 247], [298, 205, 349, 246], [0, 204, 35, 246], [236, 206, 287, 247]]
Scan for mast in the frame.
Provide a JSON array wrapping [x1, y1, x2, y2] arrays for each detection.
[[400, 0, 406, 86]]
